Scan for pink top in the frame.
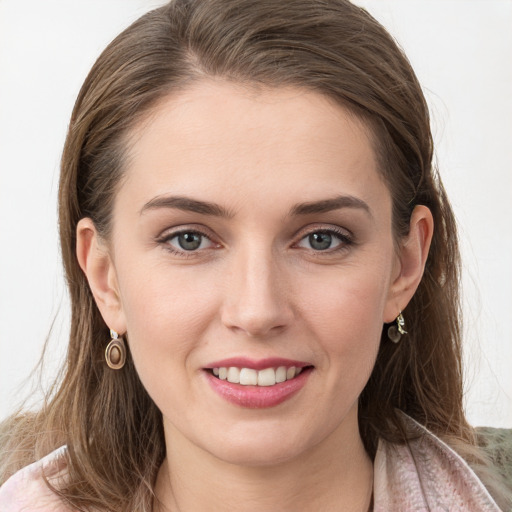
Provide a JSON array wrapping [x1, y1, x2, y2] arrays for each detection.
[[0, 415, 502, 511], [0, 445, 70, 511], [373, 415, 501, 511]]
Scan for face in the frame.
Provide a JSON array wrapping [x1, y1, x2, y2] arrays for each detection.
[[100, 82, 404, 466]]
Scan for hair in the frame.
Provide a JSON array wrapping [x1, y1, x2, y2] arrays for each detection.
[[1, 0, 509, 510]]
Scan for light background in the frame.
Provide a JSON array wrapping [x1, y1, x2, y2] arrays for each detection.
[[1, 0, 511, 427]]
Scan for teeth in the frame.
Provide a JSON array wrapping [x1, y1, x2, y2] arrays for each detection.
[[227, 367, 240, 384], [257, 368, 276, 386], [212, 365, 305, 386], [239, 368, 258, 385], [275, 366, 287, 383], [286, 367, 296, 380]]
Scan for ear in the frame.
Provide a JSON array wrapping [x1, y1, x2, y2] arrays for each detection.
[[384, 205, 434, 323], [76, 218, 127, 334]]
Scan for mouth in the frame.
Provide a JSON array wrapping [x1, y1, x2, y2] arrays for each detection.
[[203, 359, 314, 408], [207, 365, 310, 387]]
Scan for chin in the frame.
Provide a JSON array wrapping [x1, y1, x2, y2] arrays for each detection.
[[196, 418, 326, 468], [209, 437, 306, 467]]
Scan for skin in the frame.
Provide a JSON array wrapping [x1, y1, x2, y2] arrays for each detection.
[[77, 81, 433, 511]]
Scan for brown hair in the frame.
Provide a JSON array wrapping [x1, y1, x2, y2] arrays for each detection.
[[1, 0, 508, 509]]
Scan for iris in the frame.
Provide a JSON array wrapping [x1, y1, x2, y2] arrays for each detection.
[[178, 232, 202, 250], [309, 232, 332, 251]]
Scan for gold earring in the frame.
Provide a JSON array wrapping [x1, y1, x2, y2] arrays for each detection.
[[105, 329, 126, 370], [388, 312, 407, 343]]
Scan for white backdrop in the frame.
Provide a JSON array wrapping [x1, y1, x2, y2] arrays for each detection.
[[1, 0, 511, 427]]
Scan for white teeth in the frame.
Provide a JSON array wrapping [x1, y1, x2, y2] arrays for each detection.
[[212, 365, 306, 386], [227, 367, 240, 384], [258, 368, 276, 386], [275, 366, 287, 383], [239, 368, 258, 385]]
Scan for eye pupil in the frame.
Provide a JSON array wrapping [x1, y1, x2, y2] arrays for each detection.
[[309, 232, 332, 250], [178, 232, 202, 250]]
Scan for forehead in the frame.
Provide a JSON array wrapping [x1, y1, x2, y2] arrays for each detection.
[[120, 80, 389, 217]]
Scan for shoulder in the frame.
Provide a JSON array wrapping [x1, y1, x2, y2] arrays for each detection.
[[0, 446, 72, 511], [477, 425, 512, 485], [374, 413, 504, 511]]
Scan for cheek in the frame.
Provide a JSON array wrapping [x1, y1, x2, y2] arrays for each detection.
[[115, 262, 219, 369], [114, 265, 224, 419], [300, 263, 390, 374], [310, 294, 382, 414]]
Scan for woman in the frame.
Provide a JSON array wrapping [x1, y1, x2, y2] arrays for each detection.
[[0, 0, 510, 510]]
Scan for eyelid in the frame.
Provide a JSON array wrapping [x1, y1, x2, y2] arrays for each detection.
[[156, 225, 221, 255], [293, 224, 354, 251], [156, 223, 217, 241], [293, 224, 353, 241]]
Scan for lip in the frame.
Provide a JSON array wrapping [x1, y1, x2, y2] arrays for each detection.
[[204, 366, 313, 409], [205, 357, 311, 371]]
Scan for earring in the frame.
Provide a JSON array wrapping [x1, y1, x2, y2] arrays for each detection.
[[105, 329, 126, 370], [388, 312, 407, 343]]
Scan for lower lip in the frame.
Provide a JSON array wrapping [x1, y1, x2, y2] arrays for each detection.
[[205, 368, 312, 409]]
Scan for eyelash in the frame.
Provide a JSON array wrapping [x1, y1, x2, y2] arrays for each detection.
[[297, 227, 353, 253], [156, 228, 216, 258], [157, 226, 354, 258]]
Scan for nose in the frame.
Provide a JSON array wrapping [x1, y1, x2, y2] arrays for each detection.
[[220, 245, 294, 338]]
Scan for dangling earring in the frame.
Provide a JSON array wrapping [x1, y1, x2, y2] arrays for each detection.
[[388, 312, 407, 343], [105, 329, 126, 370]]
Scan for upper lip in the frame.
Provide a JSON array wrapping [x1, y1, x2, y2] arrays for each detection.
[[204, 357, 312, 371]]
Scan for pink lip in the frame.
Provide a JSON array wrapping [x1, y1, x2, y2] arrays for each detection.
[[204, 367, 313, 409], [205, 357, 311, 370]]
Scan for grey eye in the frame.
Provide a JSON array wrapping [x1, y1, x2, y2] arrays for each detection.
[[177, 232, 202, 250], [167, 231, 212, 251], [308, 232, 333, 251], [296, 230, 348, 252]]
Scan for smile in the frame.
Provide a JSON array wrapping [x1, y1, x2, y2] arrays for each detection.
[[204, 359, 313, 408], [212, 366, 303, 386]]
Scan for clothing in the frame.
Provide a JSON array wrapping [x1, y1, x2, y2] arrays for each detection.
[[373, 414, 504, 511], [0, 445, 69, 511], [477, 425, 512, 486], [0, 416, 508, 511]]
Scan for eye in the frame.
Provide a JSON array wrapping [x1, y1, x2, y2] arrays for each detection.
[[296, 229, 351, 251], [165, 230, 215, 252]]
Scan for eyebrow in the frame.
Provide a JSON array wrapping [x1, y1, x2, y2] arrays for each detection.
[[140, 194, 371, 218], [289, 195, 372, 217], [140, 195, 235, 217]]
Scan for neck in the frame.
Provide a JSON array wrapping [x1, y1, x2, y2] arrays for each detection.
[[154, 409, 373, 512]]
